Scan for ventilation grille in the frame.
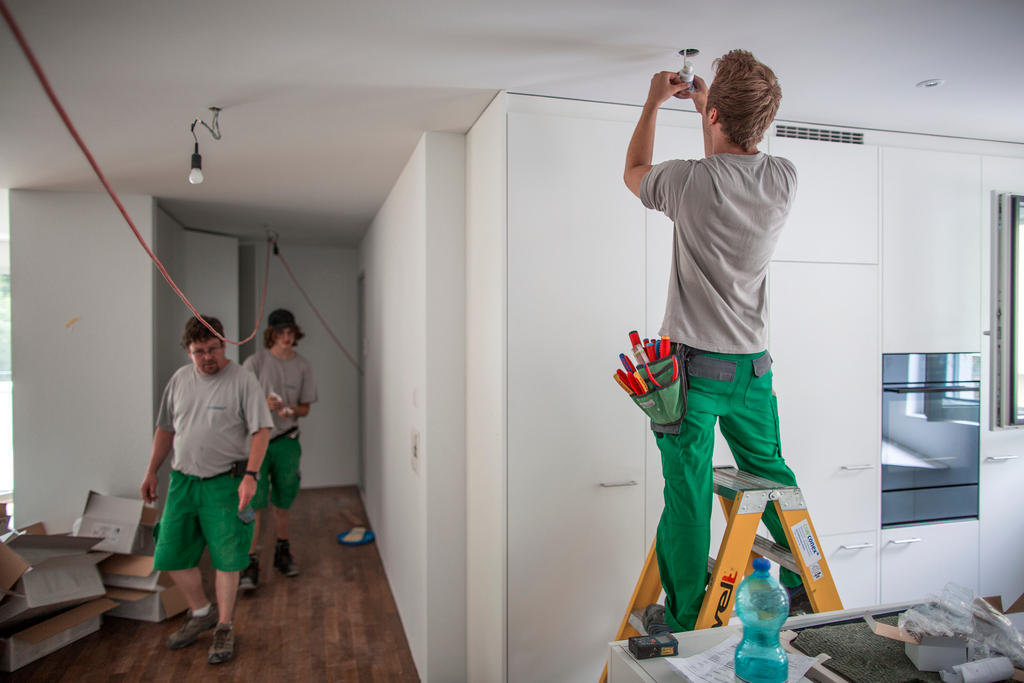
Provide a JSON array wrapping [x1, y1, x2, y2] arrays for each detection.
[[776, 125, 864, 145]]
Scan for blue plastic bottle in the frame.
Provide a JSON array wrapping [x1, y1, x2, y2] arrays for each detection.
[[734, 557, 790, 683]]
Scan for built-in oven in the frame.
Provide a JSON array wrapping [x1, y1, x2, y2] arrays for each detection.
[[881, 352, 980, 527]]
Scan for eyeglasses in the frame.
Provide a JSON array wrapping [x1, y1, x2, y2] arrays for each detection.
[[189, 344, 223, 358]]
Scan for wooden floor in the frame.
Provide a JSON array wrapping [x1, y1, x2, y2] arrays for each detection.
[[8, 486, 419, 682]]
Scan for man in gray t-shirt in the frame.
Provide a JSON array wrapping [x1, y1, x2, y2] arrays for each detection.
[[237, 309, 318, 589], [141, 316, 273, 665], [624, 50, 806, 633]]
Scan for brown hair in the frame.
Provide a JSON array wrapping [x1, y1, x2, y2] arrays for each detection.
[[181, 315, 224, 349], [264, 324, 305, 349], [706, 50, 782, 152]]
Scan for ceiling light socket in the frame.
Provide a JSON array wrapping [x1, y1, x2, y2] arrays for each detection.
[[916, 78, 946, 88]]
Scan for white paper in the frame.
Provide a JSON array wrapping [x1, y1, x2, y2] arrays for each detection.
[[666, 634, 819, 683]]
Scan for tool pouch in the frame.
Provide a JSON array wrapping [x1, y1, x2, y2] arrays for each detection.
[[631, 351, 690, 435]]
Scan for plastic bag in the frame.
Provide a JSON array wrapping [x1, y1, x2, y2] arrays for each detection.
[[899, 583, 1024, 668]]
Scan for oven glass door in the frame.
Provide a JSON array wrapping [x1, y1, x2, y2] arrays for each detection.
[[881, 353, 980, 526]]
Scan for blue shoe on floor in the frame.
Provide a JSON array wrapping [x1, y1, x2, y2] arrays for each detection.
[[338, 526, 375, 545]]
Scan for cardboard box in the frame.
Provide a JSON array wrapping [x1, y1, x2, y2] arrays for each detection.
[[105, 584, 187, 622], [0, 534, 108, 629], [0, 598, 117, 672], [72, 491, 158, 555], [99, 554, 172, 592]]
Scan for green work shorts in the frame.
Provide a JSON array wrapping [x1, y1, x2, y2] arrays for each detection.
[[153, 469, 254, 572], [251, 436, 302, 510]]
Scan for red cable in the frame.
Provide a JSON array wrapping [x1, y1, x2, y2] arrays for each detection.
[[274, 245, 363, 375], [0, 0, 268, 346]]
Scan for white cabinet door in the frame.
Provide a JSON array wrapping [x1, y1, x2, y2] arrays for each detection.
[[979, 155, 1024, 609], [882, 148, 981, 353], [770, 136, 879, 264], [769, 262, 880, 536], [880, 520, 979, 603], [819, 531, 879, 609], [979, 445, 1024, 608], [507, 111, 647, 683]]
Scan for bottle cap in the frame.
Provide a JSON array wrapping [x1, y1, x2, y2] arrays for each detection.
[[752, 557, 770, 572]]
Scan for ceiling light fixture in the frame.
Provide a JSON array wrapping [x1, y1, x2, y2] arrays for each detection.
[[188, 106, 222, 185], [916, 78, 945, 89]]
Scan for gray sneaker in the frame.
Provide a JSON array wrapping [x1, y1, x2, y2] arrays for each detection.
[[238, 554, 259, 591], [167, 605, 218, 649], [207, 624, 235, 664]]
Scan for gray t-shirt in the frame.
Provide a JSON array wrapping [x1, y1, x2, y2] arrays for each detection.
[[156, 361, 275, 477], [242, 349, 318, 437], [639, 152, 797, 354]]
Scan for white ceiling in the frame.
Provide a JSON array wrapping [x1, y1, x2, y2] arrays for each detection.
[[2, 0, 1022, 247]]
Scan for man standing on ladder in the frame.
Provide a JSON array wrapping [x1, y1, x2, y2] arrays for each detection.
[[239, 308, 318, 588], [623, 50, 807, 634]]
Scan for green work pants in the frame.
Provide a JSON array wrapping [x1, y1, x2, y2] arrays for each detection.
[[654, 349, 801, 633]]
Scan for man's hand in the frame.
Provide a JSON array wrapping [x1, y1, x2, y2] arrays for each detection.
[[672, 75, 709, 114], [141, 472, 158, 504], [237, 475, 257, 511], [278, 405, 296, 418], [646, 71, 689, 108], [267, 393, 284, 412]]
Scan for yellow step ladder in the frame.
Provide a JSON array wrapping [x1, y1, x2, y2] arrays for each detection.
[[600, 466, 843, 683]]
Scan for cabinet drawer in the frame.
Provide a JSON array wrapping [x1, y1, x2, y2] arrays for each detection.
[[880, 520, 978, 604], [819, 531, 878, 609]]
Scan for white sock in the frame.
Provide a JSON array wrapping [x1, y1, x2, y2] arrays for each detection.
[[191, 603, 212, 617]]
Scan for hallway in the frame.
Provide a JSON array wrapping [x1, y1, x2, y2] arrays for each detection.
[[10, 486, 419, 682]]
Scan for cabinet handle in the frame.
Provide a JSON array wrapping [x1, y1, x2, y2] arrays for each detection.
[[840, 465, 874, 471], [838, 543, 874, 550], [889, 538, 922, 545], [986, 455, 1020, 462], [599, 480, 638, 488]]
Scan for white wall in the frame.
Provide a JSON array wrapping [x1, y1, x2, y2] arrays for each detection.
[[239, 243, 360, 487], [181, 230, 239, 363], [10, 190, 155, 530], [465, 92, 508, 683], [359, 132, 467, 682]]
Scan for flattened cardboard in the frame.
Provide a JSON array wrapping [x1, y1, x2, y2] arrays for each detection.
[[72, 491, 156, 555], [99, 554, 172, 591], [0, 535, 107, 629], [19, 523, 47, 535], [0, 598, 116, 672], [105, 584, 187, 622]]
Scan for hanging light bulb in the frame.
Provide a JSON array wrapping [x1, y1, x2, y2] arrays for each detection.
[[189, 142, 203, 184], [187, 108, 220, 186]]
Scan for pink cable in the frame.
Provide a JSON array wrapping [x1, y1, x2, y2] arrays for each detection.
[[274, 245, 363, 375], [1, 0, 269, 346]]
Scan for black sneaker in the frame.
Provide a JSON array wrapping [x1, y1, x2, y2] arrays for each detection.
[[238, 553, 259, 591], [642, 603, 671, 635], [787, 583, 813, 616], [274, 539, 299, 577]]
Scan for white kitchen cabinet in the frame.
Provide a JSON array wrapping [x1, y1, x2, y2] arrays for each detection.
[[770, 135, 879, 264], [880, 520, 979, 603], [882, 147, 981, 353], [979, 155, 1024, 609], [819, 531, 879, 609], [769, 262, 881, 537], [504, 104, 667, 683]]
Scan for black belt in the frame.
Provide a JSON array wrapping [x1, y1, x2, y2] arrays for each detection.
[[270, 426, 299, 443]]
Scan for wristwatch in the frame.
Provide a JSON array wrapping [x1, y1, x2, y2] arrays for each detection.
[[244, 470, 259, 481]]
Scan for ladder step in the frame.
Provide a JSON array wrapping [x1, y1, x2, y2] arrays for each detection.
[[713, 465, 798, 498], [708, 535, 799, 575]]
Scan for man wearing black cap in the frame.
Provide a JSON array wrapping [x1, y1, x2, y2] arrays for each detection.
[[238, 309, 318, 588]]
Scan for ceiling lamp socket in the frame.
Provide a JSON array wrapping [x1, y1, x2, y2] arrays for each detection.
[[916, 78, 946, 88]]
